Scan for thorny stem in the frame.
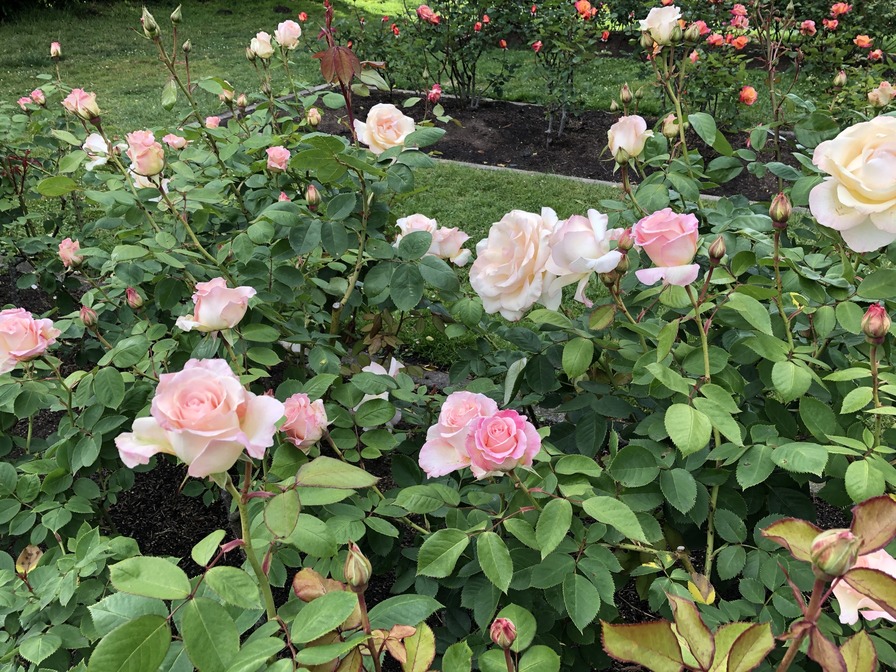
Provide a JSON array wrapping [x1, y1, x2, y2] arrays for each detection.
[[330, 182, 371, 334], [510, 469, 541, 511], [620, 163, 647, 217], [773, 230, 795, 351], [775, 579, 828, 672], [357, 591, 383, 672], [871, 344, 882, 449], [610, 285, 648, 352]]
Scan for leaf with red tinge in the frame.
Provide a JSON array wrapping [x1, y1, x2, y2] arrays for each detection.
[[851, 496, 896, 555], [726, 623, 775, 672], [761, 518, 823, 562], [808, 627, 847, 672], [842, 568, 896, 620], [401, 622, 435, 672], [313, 46, 361, 85], [601, 620, 684, 672], [668, 594, 714, 670], [840, 631, 878, 672]]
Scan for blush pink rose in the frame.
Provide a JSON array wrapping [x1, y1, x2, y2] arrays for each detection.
[[0, 308, 61, 374], [466, 409, 541, 479], [279, 191, 291, 202], [394, 214, 471, 266], [175, 277, 256, 332], [250, 31, 274, 59], [800, 19, 817, 35], [607, 115, 653, 161], [30, 89, 45, 105], [58, 237, 83, 268], [126, 130, 165, 176], [50, 42, 61, 58], [17, 97, 32, 110], [354, 104, 416, 155], [274, 20, 302, 49], [115, 358, 285, 477], [266, 146, 291, 172], [62, 88, 100, 120], [281, 393, 329, 451], [419, 392, 499, 477], [205, 116, 221, 129], [162, 133, 187, 149], [632, 208, 700, 286], [833, 550, 896, 624]]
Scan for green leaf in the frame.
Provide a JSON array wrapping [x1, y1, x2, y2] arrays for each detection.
[[95, 367, 125, 408], [442, 641, 473, 672], [419, 255, 460, 291], [109, 557, 191, 600], [397, 231, 433, 260], [205, 567, 261, 609], [224, 638, 287, 672], [181, 598, 239, 672], [394, 484, 459, 514], [536, 498, 572, 559], [601, 620, 683, 672], [367, 595, 443, 631], [555, 455, 602, 478], [161, 79, 178, 110], [562, 338, 594, 379], [800, 396, 839, 442], [402, 622, 436, 672], [355, 398, 397, 427], [88, 615, 172, 672], [20, 634, 62, 665], [290, 591, 359, 644], [659, 469, 697, 514], [191, 530, 226, 567], [858, 270, 896, 300], [477, 531, 513, 593], [771, 361, 812, 402], [89, 594, 169, 637], [664, 404, 712, 456], [295, 456, 377, 489], [761, 518, 823, 562], [716, 545, 747, 581], [841, 387, 873, 414], [239, 323, 280, 342], [610, 445, 660, 488], [37, 175, 78, 197], [714, 509, 747, 543], [264, 490, 301, 538], [772, 442, 828, 476], [840, 631, 878, 672], [725, 293, 773, 335], [735, 444, 776, 490], [518, 645, 561, 672], [844, 459, 886, 503], [294, 635, 365, 667], [390, 263, 424, 311], [417, 528, 470, 578], [582, 497, 647, 543], [562, 574, 600, 632], [727, 623, 775, 672]]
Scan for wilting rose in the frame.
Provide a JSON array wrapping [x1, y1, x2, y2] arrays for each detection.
[[416, 4, 440, 24], [0, 308, 60, 374], [250, 31, 274, 59], [469, 209, 553, 321], [419, 392, 499, 478], [175, 277, 256, 332], [266, 146, 291, 171], [353, 104, 416, 155], [162, 133, 187, 149], [126, 130, 165, 176], [542, 209, 623, 308], [281, 393, 329, 451], [800, 19, 817, 35], [607, 115, 653, 161], [832, 549, 896, 624], [62, 88, 100, 120], [50, 42, 61, 58], [58, 237, 83, 268], [739, 85, 758, 105], [115, 358, 284, 477], [205, 116, 221, 129], [854, 34, 873, 48], [274, 20, 302, 49], [466, 409, 541, 479], [830, 2, 851, 16], [868, 81, 896, 107], [394, 214, 471, 266], [29, 89, 45, 105], [639, 6, 682, 45], [632, 208, 701, 286], [809, 116, 896, 251]]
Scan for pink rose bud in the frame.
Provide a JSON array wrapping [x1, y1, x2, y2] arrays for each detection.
[[708, 235, 726, 265], [833, 70, 848, 87], [661, 113, 679, 138], [17, 97, 32, 111], [0, 308, 61, 374], [236, 93, 248, 108], [490, 618, 516, 649], [532, 40, 543, 53], [306, 107, 322, 126], [281, 393, 329, 451], [427, 83, 442, 104], [30, 89, 46, 106], [343, 542, 373, 591], [617, 228, 634, 251], [126, 287, 144, 309], [126, 130, 165, 177], [266, 146, 291, 172], [175, 278, 256, 333], [219, 87, 234, 103], [79, 306, 97, 327], [810, 528, 861, 579], [58, 237, 83, 268], [632, 209, 700, 286], [305, 184, 321, 209], [279, 191, 291, 202], [298, 12, 308, 21], [162, 133, 187, 150], [739, 85, 758, 106], [483, 14, 490, 23], [862, 303, 891, 344], [205, 116, 221, 129], [62, 89, 100, 121], [474, 21, 482, 31], [769, 192, 791, 228], [50, 42, 62, 58], [274, 20, 302, 50]]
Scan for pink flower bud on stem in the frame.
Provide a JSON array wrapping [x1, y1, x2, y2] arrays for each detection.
[[862, 303, 891, 344], [490, 617, 517, 649], [810, 528, 861, 579], [769, 192, 792, 230], [344, 542, 372, 591]]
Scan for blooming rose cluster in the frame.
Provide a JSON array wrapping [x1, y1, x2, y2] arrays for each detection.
[[354, 104, 416, 155], [394, 214, 471, 266], [419, 392, 541, 479], [176, 278, 256, 332], [0, 308, 60, 374]]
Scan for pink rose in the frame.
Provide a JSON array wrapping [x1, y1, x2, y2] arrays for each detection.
[[279, 191, 291, 202], [691, 20, 710, 35], [607, 115, 653, 161], [0, 308, 60, 373], [162, 133, 187, 149], [50, 42, 61, 58], [731, 3, 748, 16], [126, 130, 165, 177], [281, 393, 329, 451], [17, 97, 32, 111], [419, 392, 499, 477], [833, 550, 896, 624], [58, 237, 83, 268], [800, 19, 817, 35], [427, 83, 442, 104], [706, 33, 725, 46], [353, 104, 416, 155], [394, 214, 471, 266], [62, 88, 100, 120], [416, 4, 440, 24], [115, 359, 285, 477], [274, 20, 302, 49], [266, 146, 291, 172], [205, 116, 221, 129], [632, 209, 700, 286], [730, 14, 749, 29], [466, 410, 541, 479], [30, 89, 45, 105], [175, 277, 256, 332]]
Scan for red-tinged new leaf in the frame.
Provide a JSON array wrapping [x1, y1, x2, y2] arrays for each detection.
[[808, 627, 847, 672], [840, 631, 878, 672], [851, 496, 896, 555], [761, 518, 823, 562], [842, 568, 896, 620], [726, 623, 775, 672], [601, 620, 684, 672], [331, 46, 361, 85], [667, 594, 714, 670]]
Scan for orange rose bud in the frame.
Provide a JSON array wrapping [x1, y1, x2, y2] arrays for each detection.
[[810, 528, 861, 579], [862, 303, 891, 344], [490, 618, 516, 649], [769, 192, 792, 229], [343, 542, 372, 591], [80, 306, 97, 327], [708, 235, 726, 265]]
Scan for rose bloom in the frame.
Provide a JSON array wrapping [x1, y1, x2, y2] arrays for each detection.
[[482, 14, 490, 23], [731, 3, 748, 16], [266, 146, 291, 172], [58, 237, 83, 268], [691, 20, 710, 35], [639, 6, 682, 46], [354, 104, 415, 155], [729, 35, 749, 49], [115, 359, 284, 478], [870, 49, 884, 61], [575, 0, 596, 19], [427, 83, 442, 104], [281, 393, 329, 451], [17, 97, 32, 111], [205, 116, 221, 129], [274, 20, 301, 49], [532, 40, 543, 53], [739, 85, 758, 105], [30, 89, 45, 105], [162, 133, 187, 150], [854, 34, 873, 48], [62, 88, 100, 120], [830, 2, 851, 16], [832, 550, 896, 624], [706, 33, 725, 46], [800, 20, 817, 36], [416, 4, 440, 24], [50, 41, 61, 58], [394, 214, 471, 266], [298, 11, 308, 21], [0, 308, 60, 374], [474, 21, 482, 31], [279, 191, 291, 202], [689, 50, 699, 63], [607, 115, 654, 160], [809, 116, 896, 252], [126, 130, 165, 177], [391, 23, 400, 36], [542, 208, 623, 308], [466, 410, 541, 479], [730, 14, 749, 29], [601, 30, 610, 41], [175, 277, 257, 332], [419, 391, 499, 477], [499, 39, 508, 49], [470, 209, 553, 321], [823, 18, 838, 30], [250, 31, 274, 59], [632, 208, 701, 286]]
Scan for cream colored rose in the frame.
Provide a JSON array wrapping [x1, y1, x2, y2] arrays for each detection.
[[607, 115, 653, 160], [250, 31, 274, 59], [354, 104, 416, 155], [809, 116, 896, 252], [394, 214, 471, 266], [639, 5, 682, 45], [469, 209, 553, 321], [176, 277, 256, 332]]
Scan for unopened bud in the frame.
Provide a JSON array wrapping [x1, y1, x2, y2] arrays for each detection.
[[236, 93, 248, 108], [769, 192, 792, 229], [343, 543, 372, 591], [609, 100, 619, 112], [617, 229, 634, 251], [614, 148, 630, 165], [246, 47, 257, 62], [599, 270, 619, 286], [833, 70, 847, 88], [620, 83, 633, 105], [635, 87, 644, 100], [662, 113, 679, 138], [306, 107, 322, 127], [261, 80, 271, 95], [79, 306, 97, 327], [219, 89, 234, 104], [684, 23, 701, 42], [862, 303, 891, 344], [126, 287, 143, 309], [142, 7, 160, 39], [670, 25, 683, 43], [305, 184, 321, 209], [170, 4, 182, 24], [616, 254, 630, 273], [182, 40, 191, 54], [708, 236, 726, 265], [640, 31, 655, 50], [810, 528, 861, 579], [490, 618, 516, 649]]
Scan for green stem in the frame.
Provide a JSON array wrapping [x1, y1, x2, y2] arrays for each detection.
[[509, 469, 541, 511], [773, 231, 795, 352], [775, 579, 827, 672], [503, 648, 516, 672], [871, 344, 882, 448], [47, 359, 75, 423], [357, 591, 383, 672]]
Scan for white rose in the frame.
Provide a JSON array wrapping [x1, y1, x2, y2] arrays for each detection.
[[809, 116, 896, 252], [353, 104, 416, 154], [250, 31, 274, 59], [608, 115, 653, 160], [83, 133, 110, 170], [639, 5, 682, 45]]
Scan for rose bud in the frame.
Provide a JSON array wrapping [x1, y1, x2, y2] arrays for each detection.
[[170, 4, 182, 24], [79, 306, 97, 327], [609, 100, 619, 112], [661, 113, 679, 138], [862, 303, 891, 344], [306, 107, 322, 126], [810, 528, 861, 579], [599, 270, 619, 286], [640, 31, 655, 50], [615, 254, 630, 273], [246, 46, 256, 62], [833, 70, 847, 87], [617, 229, 634, 251], [182, 40, 192, 53], [236, 93, 248, 108], [343, 543, 372, 591], [305, 184, 321, 210], [684, 23, 702, 42], [620, 83, 633, 105], [499, 39, 507, 49], [427, 83, 442, 104], [769, 192, 791, 229], [219, 87, 234, 104], [30, 89, 46, 106], [50, 41, 62, 59], [708, 236, 726, 265], [58, 237, 83, 268], [126, 287, 144, 309], [490, 618, 516, 649], [142, 7, 161, 39]]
